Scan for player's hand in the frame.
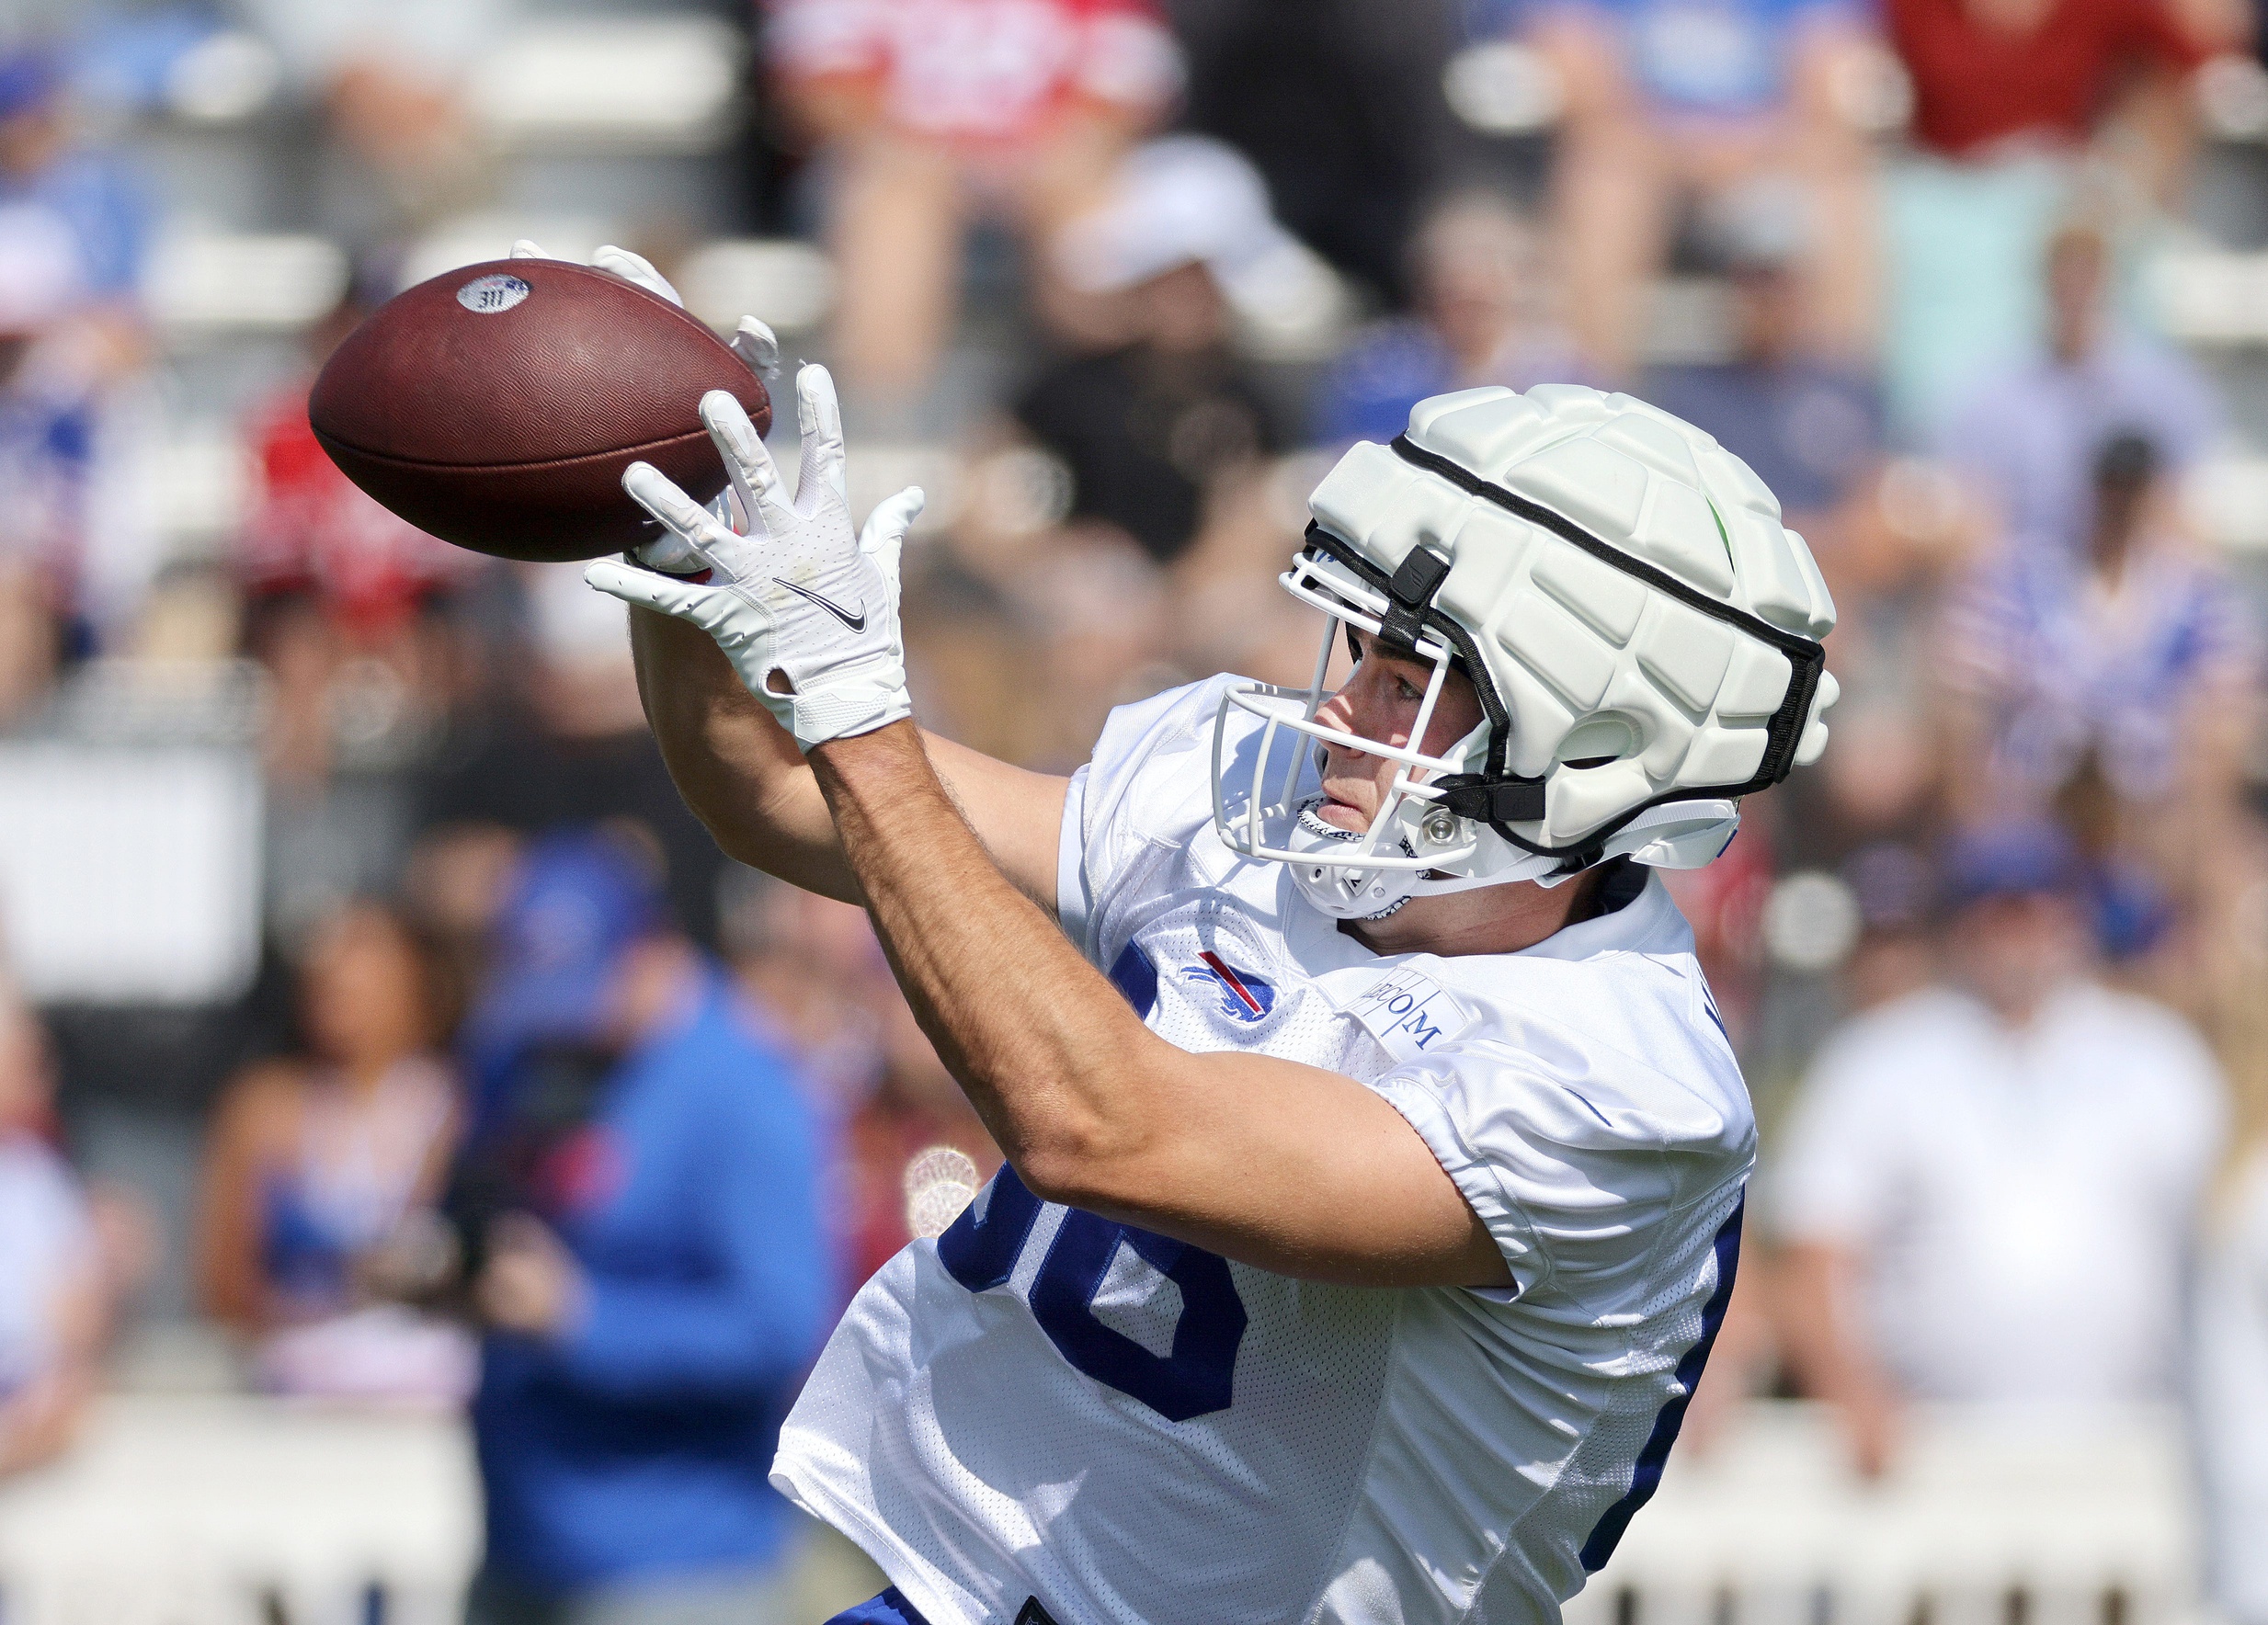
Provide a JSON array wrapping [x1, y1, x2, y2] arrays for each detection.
[[510, 238, 780, 377], [587, 363, 927, 752]]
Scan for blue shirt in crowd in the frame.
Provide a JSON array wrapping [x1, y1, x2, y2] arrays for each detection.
[[0, 151, 148, 300], [1644, 358, 1882, 517], [1315, 320, 1590, 449], [472, 970, 836, 1595], [1539, 0, 1858, 117], [1933, 330, 2224, 558]]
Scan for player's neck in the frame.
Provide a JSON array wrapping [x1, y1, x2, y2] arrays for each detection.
[[1342, 869, 1604, 959]]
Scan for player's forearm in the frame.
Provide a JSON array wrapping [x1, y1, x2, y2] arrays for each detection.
[[627, 606, 862, 902], [812, 725, 1510, 1285], [810, 722, 1170, 1188]]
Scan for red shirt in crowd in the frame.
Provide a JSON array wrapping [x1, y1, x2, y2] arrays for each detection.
[[1886, 0, 2217, 159], [238, 384, 480, 632], [767, 0, 1180, 149]]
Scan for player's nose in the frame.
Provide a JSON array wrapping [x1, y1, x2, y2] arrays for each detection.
[[1315, 692, 1366, 754]]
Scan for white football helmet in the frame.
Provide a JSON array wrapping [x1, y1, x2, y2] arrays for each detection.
[[1212, 384, 1839, 919]]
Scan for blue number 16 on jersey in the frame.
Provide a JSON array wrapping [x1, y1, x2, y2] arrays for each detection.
[[938, 935, 1248, 1423], [937, 1168, 1247, 1423]]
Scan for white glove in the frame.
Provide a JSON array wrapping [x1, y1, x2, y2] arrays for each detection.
[[586, 363, 927, 752]]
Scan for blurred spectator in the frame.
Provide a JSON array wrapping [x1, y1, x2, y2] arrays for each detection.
[[448, 829, 834, 1625], [414, 566, 733, 949], [1877, 0, 2231, 198], [0, 328, 76, 729], [232, 0, 519, 223], [839, 996, 1001, 1290], [1644, 180, 1885, 533], [1935, 222, 2223, 555], [1836, 842, 1941, 1010], [721, 868, 1001, 1296], [0, 983, 103, 1477], [196, 899, 472, 1402], [1316, 192, 1590, 448], [234, 291, 490, 943], [245, 583, 467, 947], [1014, 136, 1289, 567], [1886, 0, 2237, 179], [0, 47, 153, 728], [0, 48, 150, 383], [1170, 0, 1455, 305], [1938, 433, 2259, 908], [723, 871, 885, 1119], [1011, 528, 1180, 767], [1772, 823, 2224, 1475], [238, 292, 484, 644], [1526, 0, 1879, 378], [769, 0, 1181, 403], [1880, 0, 2240, 434]]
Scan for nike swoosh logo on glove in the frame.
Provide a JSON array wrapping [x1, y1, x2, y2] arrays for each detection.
[[772, 578, 867, 631]]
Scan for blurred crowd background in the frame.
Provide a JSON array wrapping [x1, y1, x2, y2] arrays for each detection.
[[5, 0, 2268, 1619]]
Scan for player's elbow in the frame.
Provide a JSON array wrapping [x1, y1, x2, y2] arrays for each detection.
[[998, 1040, 1192, 1213], [1011, 1128, 1121, 1212], [1010, 1108, 1174, 1215]]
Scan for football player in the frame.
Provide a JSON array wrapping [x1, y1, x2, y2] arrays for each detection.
[[587, 366, 1836, 1625]]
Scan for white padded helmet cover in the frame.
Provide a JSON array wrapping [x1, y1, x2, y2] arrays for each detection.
[[1248, 383, 1838, 880]]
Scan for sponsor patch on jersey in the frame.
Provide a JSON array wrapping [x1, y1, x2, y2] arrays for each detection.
[[1180, 950, 1275, 1023], [1347, 966, 1471, 1062]]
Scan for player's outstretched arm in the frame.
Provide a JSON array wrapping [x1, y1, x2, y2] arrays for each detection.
[[594, 365, 1068, 909], [812, 722, 1514, 1290]]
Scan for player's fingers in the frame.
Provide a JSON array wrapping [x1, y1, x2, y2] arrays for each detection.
[[794, 363, 849, 508], [588, 560, 775, 652], [861, 486, 922, 616], [699, 390, 792, 535], [706, 484, 747, 537], [622, 460, 733, 570], [595, 244, 683, 308], [509, 238, 550, 259], [730, 316, 780, 377], [585, 558, 715, 619], [858, 484, 926, 580]]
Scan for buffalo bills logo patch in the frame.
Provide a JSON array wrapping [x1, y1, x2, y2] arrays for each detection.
[[1180, 951, 1275, 1023]]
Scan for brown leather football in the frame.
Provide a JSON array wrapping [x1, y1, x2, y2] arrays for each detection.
[[308, 258, 771, 563]]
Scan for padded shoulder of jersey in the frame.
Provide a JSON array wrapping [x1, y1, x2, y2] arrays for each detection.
[[1373, 1006, 1752, 1301], [1356, 883, 1753, 1297]]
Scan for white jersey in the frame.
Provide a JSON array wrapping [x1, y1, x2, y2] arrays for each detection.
[[773, 676, 1755, 1625]]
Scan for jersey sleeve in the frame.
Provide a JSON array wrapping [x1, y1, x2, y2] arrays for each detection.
[[1368, 1039, 1750, 1301], [1057, 675, 1245, 963]]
